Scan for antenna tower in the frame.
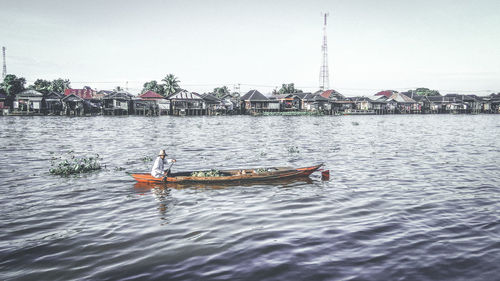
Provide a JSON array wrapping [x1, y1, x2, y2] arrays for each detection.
[[319, 13, 330, 90], [2, 47, 6, 79]]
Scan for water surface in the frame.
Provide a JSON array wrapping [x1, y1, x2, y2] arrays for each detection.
[[1, 115, 499, 280]]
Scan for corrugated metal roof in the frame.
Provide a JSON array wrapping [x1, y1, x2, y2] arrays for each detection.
[[18, 89, 43, 97], [169, 90, 203, 100]]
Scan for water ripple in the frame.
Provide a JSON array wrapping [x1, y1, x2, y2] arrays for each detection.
[[0, 115, 499, 280]]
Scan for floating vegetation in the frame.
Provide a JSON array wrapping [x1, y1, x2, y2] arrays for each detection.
[[352, 121, 360, 126], [50, 153, 102, 176], [191, 169, 222, 177], [254, 168, 269, 174], [141, 155, 153, 162], [287, 146, 300, 154]]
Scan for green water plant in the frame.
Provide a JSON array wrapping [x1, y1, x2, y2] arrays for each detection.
[[287, 146, 300, 154], [50, 153, 102, 176], [254, 168, 269, 174], [191, 169, 222, 177], [141, 155, 153, 162]]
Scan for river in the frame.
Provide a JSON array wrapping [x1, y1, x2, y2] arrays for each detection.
[[1, 115, 499, 280]]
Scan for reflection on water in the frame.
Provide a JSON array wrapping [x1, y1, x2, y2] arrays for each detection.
[[1, 115, 499, 281]]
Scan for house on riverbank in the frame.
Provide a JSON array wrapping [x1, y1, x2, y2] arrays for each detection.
[[168, 90, 204, 116], [44, 92, 64, 115], [102, 91, 134, 115], [201, 93, 222, 115], [63, 88, 101, 116], [133, 90, 165, 116], [61, 94, 98, 116], [240, 90, 279, 115], [302, 93, 330, 113], [13, 90, 44, 115]]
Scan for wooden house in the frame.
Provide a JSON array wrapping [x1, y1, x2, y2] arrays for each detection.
[[377, 92, 417, 114], [426, 96, 450, 113], [64, 88, 101, 115], [353, 96, 374, 111], [14, 90, 44, 114], [62, 94, 92, 116], [44, 92, 64, 115], [370, 98, 388, 114], [133, 90, 164, 116], [201, 93, 222, 115], [302, 93, 331, 112], [442, 94, 482, 114], [219, 93, 237, 113], [271, 94, 294, 111], [330, 100, 354, 114], [167, 90, 204, 116], [489, 94, 500, 113], [240, 90, 277, 114], [480, 94, 500, 113], [102, 91, 134, 115]]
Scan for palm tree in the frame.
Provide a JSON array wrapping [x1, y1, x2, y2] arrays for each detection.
[[162, 74, 181, 97]]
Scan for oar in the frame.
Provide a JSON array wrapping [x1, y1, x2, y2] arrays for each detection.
[[162, 161, 175, 182]]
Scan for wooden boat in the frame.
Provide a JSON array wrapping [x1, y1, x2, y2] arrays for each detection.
[[131, 164, 323, 184]]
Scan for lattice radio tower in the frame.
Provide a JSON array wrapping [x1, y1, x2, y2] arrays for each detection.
[[2, 47, 6, 79], [319, 13, 330, 90]]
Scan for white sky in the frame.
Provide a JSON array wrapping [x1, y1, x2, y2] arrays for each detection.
[[1, 0, 499, 96]]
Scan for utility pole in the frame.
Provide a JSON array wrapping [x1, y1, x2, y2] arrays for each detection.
[[319, 13, 330, 91], [2, 47, 6, 79], [233, 83, 240, 95]]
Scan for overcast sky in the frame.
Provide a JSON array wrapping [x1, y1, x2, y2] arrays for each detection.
[[1, 0, 499, 96]]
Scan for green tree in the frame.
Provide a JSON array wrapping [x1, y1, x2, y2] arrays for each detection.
[[212, 86, 230, 99], [29, 79, 52, 94], [0, 74, 26, 107], [142, 80, 165, 96], [412, 88, 440, 96], [50, 78, 71, 93], [0, 74, 26, 97], [277, 83, 302, 95], [162, 74, 181, 97]]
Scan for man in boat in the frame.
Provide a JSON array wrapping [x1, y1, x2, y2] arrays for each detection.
[[151, 150, 176, 178]]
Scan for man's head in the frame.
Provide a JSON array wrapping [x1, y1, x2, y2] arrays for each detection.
[[158, 150, 167, 159]]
